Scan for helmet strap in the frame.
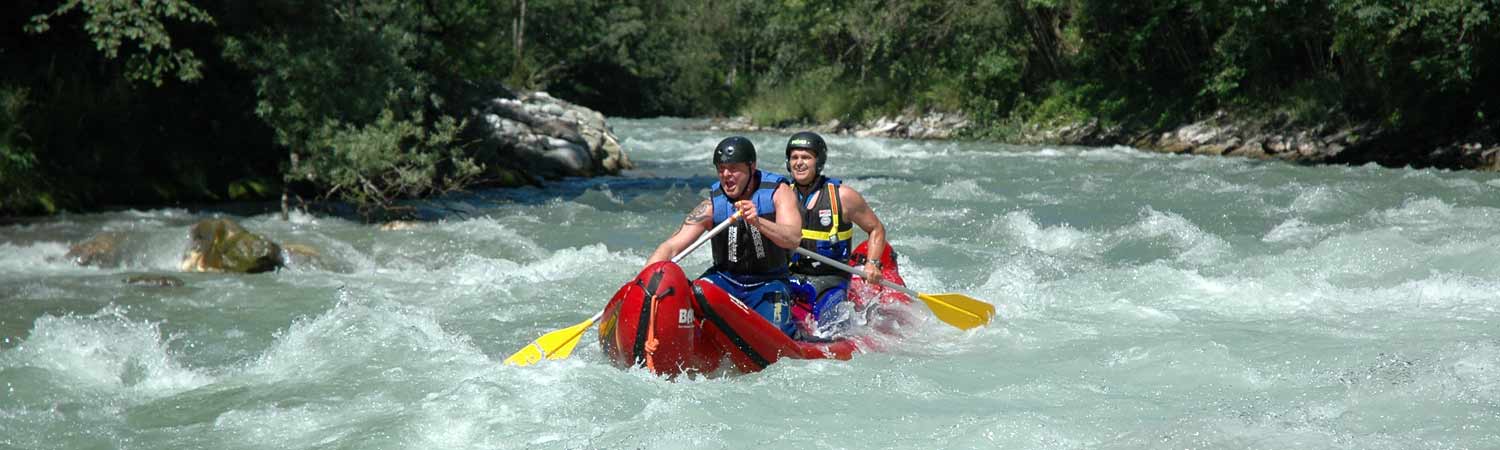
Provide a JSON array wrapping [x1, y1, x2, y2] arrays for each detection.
[[794, 174, 823, 191]]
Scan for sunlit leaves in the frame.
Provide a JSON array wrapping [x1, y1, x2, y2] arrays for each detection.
[[25, 0, 215, 86]]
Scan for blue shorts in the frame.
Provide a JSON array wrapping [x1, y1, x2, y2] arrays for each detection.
[[790, 274, 853, 338], [699, 270, 797, 336]]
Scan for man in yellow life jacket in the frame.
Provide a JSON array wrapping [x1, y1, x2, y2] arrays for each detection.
[[782, 131, 889, 339]]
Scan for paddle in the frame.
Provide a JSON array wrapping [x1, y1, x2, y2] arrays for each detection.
[[792, 247, 995, 330], [503, 212, 740, 367]]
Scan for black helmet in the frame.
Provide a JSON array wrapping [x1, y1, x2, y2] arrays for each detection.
[[784, 131, 827, 174], [712, 136, 757, 166]]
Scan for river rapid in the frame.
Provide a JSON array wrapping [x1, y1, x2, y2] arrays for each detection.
[[3, 118, 1499, 449]]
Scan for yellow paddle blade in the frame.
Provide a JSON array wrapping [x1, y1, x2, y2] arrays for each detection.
[[917, 292, 996, 330], [503, 316, 597, 367]]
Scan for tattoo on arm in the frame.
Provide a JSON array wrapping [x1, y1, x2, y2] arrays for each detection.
[[685, 201, 711, 224]]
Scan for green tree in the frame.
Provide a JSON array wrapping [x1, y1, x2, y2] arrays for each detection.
[[1331, 0, 1498, 129], [222, 0, 491, 217], [0, 86, 48, 213], [4, 0, 277, 216], [25, 0, 215, 86]]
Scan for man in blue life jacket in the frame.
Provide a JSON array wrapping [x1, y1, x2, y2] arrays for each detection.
[[782, 131, 890, 339], [646, 136, 804, 336]]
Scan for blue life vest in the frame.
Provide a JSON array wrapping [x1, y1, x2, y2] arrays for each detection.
[[709, 170, 790, 281]]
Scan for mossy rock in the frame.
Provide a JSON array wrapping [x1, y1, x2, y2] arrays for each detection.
[[66, 232, 127, 268], [180, 219, 282, 273]]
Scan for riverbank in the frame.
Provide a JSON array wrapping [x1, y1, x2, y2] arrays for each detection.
[[0, 89, 633, 220], [708, 110, 1500, 172], [1033, 113, 1500, 172]]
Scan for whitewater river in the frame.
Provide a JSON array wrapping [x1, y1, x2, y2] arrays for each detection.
[[3, 118, 1499, 449]]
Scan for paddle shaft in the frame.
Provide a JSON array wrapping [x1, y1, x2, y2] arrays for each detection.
[[792, 247, 921, 298], [673, 212, 739, 264]]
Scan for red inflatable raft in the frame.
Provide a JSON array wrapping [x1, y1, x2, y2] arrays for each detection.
[[597, 243, 915, 376]]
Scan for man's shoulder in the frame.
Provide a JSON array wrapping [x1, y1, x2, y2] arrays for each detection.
[[761, 170, 790, 184]]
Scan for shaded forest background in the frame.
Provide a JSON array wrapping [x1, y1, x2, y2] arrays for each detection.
[[2, 0, 1497, 217]]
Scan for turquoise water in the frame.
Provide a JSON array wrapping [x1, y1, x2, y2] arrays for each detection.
[[3, 117, 1500, 449]]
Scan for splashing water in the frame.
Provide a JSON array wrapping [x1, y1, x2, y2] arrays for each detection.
[[3, 118, 1500, 449]]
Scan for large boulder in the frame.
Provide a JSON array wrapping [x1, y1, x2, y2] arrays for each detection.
[[180, 219, 282, 273], [66, 232, 129, 268], [475, 91, 633, 182]]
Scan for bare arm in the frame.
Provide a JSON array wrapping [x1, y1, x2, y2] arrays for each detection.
[[736, 182, 802, 250], [841, 187, 887, 283], [646, 200, 714, 264]]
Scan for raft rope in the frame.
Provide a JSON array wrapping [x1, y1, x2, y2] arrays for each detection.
[[631, 269, 674, 371], [644, 287, 664, 371]]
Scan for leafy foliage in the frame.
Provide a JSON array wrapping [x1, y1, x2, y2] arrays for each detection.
[[294, 103, 479, 217], [3, 0, 1498, 217], [217, 0, 502, 217], [25, 0, 214, 86], [0, 86, 49, 214], [0, 87, 33, 177]]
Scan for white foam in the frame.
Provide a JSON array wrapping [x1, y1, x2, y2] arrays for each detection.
[[1111, 300, 1183, 325], [283, 209, 324, 225], [250, 292, 488, 382], [1170, 152, 1246, 170], [589, 184, 628, 204], [0, 241, 86, 276], [1375, 197, 1455, 226], [977, 256, 1047, 318], [1079, 146, 1158, 161], [1001, 210, 1097, 256], [1104, 345, 1155, 367], [1289, 185, 1344, 214], [121, 208, 192, 219], [1263, 218, 1337, 244], [1366, 274, 1500, 311], [1181, 172, 1253, 194], [845, 138, 949, 160], [1017, 191, 1059, 204], [1025, 147, 1066, 158], [1438, 177, 1483, 191], [930, 179, 988, 200], [445, 243, 639, 287], [437, 216, 541, 245], [1120, 207, 1231, 265], [1, 306, 211, 395]]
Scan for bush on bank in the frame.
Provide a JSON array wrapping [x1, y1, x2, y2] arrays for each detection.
[[3, 0, 1496, 217]]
